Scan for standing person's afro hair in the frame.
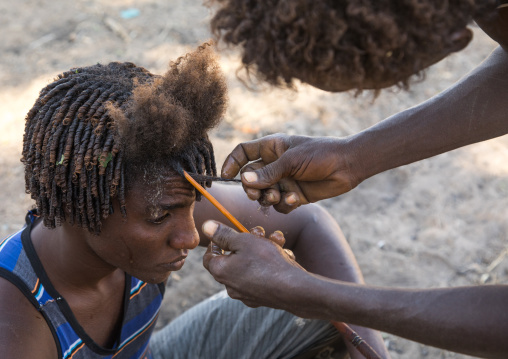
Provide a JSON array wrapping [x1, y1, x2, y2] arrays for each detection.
[[209, 0, 497, 92]]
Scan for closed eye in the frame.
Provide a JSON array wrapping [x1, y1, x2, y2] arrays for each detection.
[[149, 213, 170, 224]]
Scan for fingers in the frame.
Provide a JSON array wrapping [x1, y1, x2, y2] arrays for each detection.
[[203, 240, 224, 271], [242, 162, 305, 211], [210, 241, 224, 255], [272, 191, 301, 214], [221, 150, 254, 180], [221, 139, 267, 179], [221, 134, 291, 184], [266, 231, 294, 260], [241, 160, 287, 189], [268, 230, 285, 247], [283, 248, 296, 261], [245, 187, 262, 201], [241, 160, 282, 204], [249, 226, 265, 237], [251, 226, 285, 248], [251, 188, 280, 207], [221, 135, 308, 213]]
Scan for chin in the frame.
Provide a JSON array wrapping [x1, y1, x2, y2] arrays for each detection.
[[130, 270, 171, 284]]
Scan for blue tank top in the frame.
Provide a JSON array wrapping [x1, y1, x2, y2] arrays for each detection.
[[0, 211, 165, 359]]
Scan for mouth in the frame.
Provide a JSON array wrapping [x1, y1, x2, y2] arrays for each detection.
[[159, 255, 187, 271]]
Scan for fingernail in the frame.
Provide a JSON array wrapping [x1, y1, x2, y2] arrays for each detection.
[[285, 194, 297, 205], [266, 192, 275, 202], [203, 221, 218, 236], [243, 172, 257, 183]]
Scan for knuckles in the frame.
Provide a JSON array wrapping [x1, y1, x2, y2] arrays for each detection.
[[273, 201, 298, 214]]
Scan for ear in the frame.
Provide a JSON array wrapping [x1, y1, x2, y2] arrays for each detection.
[[450, 28, 473, 52]]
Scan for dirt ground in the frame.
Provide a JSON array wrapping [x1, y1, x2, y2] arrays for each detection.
[[1, 1, 507, 358]]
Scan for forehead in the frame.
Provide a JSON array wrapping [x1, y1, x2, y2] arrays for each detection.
[[127, 172, 196, 210]]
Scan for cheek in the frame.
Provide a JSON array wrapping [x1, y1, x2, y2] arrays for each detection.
[[116, 229, 163, 263], [93, 224, 159, 267], [88, 235, 135, 267]]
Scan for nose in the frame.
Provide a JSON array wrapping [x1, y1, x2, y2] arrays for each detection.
[[167, 217, 200, 250]]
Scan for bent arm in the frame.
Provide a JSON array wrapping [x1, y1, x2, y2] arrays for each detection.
[[350, 46, 508, 185], [298, 273, 508, 358], [202, 210, 508, 358]]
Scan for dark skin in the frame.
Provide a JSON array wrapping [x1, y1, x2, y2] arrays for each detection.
[[222, 45, 508, 213], [221, 9, 508, 213], [0, 179, 388, 358], [204, 222, 508, 358], [203, 6, 508, 359]]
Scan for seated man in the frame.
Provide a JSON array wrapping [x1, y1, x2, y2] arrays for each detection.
[[0, 44, 388, 359]]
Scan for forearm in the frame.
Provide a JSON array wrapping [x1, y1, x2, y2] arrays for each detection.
[[290, 206, 390, 358], [348, 46, 508, 184], [301, 275, 508, 358]]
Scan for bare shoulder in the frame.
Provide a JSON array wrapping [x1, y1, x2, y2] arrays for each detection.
[[0, 277, 58, 358]]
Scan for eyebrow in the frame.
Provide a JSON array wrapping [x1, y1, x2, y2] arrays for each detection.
[[157, 193, 196, 210], [145, 200, 193, 217], [159, 202, 192, 211]]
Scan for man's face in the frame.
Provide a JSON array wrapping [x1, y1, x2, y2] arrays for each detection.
[[86, 172, 199, 283]]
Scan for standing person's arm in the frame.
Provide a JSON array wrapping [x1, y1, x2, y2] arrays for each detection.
[[222, 46, 508, 213], [203, 222, 508, 359], [350, 45, 508, 184]]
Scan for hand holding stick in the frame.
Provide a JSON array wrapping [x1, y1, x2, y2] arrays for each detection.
[[183, 171, 384, 359]]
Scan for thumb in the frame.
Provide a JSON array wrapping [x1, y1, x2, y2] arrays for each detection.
[[202, 220, 244, 252], [242, 157, 292, 189]]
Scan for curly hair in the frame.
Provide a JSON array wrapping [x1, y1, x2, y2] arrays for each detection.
[[21, 43, 228, 234], [209, 0, 497, 92]]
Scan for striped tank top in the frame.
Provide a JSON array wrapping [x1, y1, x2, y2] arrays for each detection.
[[0, 211, 165, 359]]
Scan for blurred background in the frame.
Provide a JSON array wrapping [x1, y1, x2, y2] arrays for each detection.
[[1, 1, 507, 358]]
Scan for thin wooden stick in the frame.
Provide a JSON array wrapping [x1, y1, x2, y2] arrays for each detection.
[[332, 321, 383, 359], [183, 171, 249, 233], [183, 170, 383, 359]]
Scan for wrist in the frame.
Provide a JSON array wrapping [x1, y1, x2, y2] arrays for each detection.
[[282, 269, 349, 321], [344, 114, 411, 183], [340, 135, 368, 188]]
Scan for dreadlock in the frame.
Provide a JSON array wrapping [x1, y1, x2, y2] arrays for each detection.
[[21, 42, 229, 235]]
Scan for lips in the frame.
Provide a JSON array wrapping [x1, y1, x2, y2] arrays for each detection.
[[159, 255, 187, 271]]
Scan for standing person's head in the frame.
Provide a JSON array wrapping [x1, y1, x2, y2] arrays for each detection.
[[21, 44, 227, 283], [209, 0, 497, 92]]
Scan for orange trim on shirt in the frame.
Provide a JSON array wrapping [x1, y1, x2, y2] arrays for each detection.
[[112, 314, 158, 358], [130, 282, 147, 300], [31, 278, 40, 293]]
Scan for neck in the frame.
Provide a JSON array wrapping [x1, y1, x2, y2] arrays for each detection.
[[31, 220, 123, 292]]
